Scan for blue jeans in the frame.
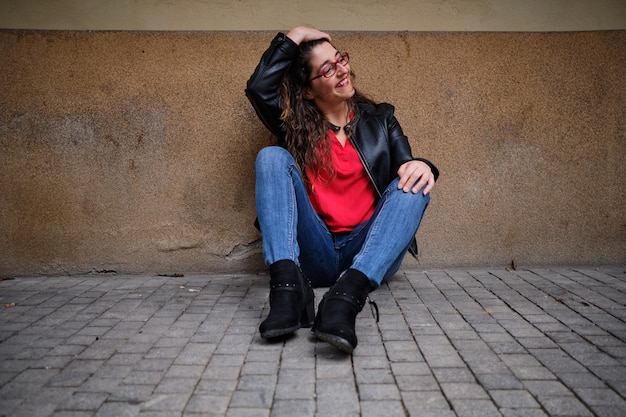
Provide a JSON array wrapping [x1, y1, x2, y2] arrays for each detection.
[[255, 146, 430, 289]]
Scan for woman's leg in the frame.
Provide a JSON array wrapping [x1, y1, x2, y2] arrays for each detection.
[[313, 177, 430, 352], [255, 146, 323, 337], [350, 177, 430, 288], [255, 146, 337, 286]]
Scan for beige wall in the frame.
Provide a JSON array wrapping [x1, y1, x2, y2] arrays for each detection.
[[0, 1, 625, 276], [1, 29, 624, 276], [1, 0, 625, 31]]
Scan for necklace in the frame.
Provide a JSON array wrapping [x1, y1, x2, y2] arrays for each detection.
[[328, 122, 347, 133], [328, 113, 357, 137]]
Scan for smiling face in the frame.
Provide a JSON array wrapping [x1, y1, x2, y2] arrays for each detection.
[[304, 42, 355, 111]]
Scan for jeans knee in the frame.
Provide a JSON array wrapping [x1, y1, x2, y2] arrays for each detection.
[[255, 146, 293, 173], [404, 188, 430, 208], [385, 178, 430, 209]]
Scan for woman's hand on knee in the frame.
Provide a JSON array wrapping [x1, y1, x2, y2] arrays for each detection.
[[397, 160, 435, 195]]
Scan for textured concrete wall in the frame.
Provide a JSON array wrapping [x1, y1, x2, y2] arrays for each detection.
[[1, 30, 624, 275]]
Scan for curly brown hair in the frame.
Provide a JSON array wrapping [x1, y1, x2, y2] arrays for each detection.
[[279, 39, 374, 187]]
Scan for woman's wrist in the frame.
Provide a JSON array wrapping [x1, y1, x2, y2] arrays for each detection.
[[286, 27, 305, 45]]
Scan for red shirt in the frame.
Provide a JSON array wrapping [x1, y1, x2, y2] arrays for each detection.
[[306, 131, 377, 233]]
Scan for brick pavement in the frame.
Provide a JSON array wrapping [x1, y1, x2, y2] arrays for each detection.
[[0, 266, 624, 417]]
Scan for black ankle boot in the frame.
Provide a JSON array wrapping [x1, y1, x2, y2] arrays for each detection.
[[259, 260, 315, 339], [313, 269, 372, 354]]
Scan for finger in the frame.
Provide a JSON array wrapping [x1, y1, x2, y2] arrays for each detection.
[[422, 176, 435, 195], [411, 175, 429, 194], [398, 162, 430, 192], [396, 166, 407, 189], [405, 172, 425, 193], [398, 176, 409, 190], [409, 168, 434, 194], [401, 171, 419, 192], [398, 172, 412, 191]]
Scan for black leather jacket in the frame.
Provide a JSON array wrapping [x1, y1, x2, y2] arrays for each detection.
[[246, 33, 439, 255]]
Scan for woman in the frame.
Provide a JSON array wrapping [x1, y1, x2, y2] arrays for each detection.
[[246, 27, 439, 354]]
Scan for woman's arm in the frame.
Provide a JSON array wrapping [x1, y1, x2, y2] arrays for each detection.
[[245, 27, 330, 137], [386, 108, 439, 195], [245, 33, 297, 137], [285, 27, 331, 45]]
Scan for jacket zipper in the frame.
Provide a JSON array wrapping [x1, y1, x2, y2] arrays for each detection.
[[350, 123, 383, 198]]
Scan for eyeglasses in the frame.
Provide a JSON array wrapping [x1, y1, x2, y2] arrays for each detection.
[[309, 52, 350, 82]]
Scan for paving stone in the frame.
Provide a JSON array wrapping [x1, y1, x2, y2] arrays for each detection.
[[226, 408, 271, 417], [489, 389, 541, 408], [236, 374, 276, 392], [12, 367, 59, 384], [109, 384, 153, 403], [79, 377, 122, 393], [315, 379, 359, 415], [350, 353, 389, 369], [317, 362, 355, 379], [451, 398, 502, 417], [51, 411, 94, 417], [46, 370, 92, 387], [10, 402, 58, 417], [229, 389, 273, 408], [142, 393, 191, 412], [395, 374, 440, 391], [173, 343, 215, 366], [270, 399, 313, 417], [107, 353, 145, 366], [590, 405, 626, 417], [475, 372, 524, 390], [401, 390, 451, 411], [58, 392, 108, 411], [274, 381, 315, 400], [357, 383, 401, 400], [573, 387, 626, 407], [432, 367, 476, 383], [389, 361, 431, 376], [123, 370, 165, 385], [154, 377, 199, 394], [164, 365, 205, 379], [607, 379, 626, 397], [184, 394, 230, 414], [510, 366, 557, 380], [354, 368, 395, 385], [240, 360, 279, 376], [465, 358, 511, 375], [500, 409, 549, 417], [404, 411, 457, 417], [524, 380, 572, 397], [94, 402, 141, 417], [441, 382, 490, 400], [360, 400, 405, 417], [537, 396, 594, 416]]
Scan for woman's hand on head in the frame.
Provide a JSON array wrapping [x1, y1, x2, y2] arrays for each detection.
[[397, 160, 435, 195], [286, 27, 331, 45]]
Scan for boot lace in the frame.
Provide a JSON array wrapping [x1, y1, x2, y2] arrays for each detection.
[[367, 297, 380, 323]]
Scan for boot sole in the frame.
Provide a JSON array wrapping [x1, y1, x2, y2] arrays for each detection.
[[260, 324, 301, 339], [313, 330, 355, 354]]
